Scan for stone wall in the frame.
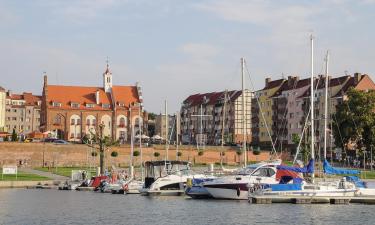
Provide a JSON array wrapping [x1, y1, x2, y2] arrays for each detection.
[[0, 143, 289, 167]]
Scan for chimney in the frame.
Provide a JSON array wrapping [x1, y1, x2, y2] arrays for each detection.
[[287, 76, 293, 86], [43, 74, 48, 88], [265, 78, 271, 87], [354, 72, 362, 84], [95, 89, 100, 105], [7, 90, 11, 97]]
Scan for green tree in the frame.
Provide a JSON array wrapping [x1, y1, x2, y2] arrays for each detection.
[[84, 124, 119, 175], [148, 112, 157, 120], [11, 129, 18, 142], [333, 88, 375, 160], [154, 152, 160, 158]]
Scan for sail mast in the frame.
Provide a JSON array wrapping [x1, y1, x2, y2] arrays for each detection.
[[221, 90, 228, 167], [241, 57, 247, 167], [165, 100, 168, 161], [324, 51, 329, 160], [310, 35, 315, 180]]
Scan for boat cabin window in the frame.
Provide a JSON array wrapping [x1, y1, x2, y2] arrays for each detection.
[[252, 168, 275, 177]]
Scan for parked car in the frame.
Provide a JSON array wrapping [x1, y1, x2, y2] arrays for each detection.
[[43, 137, 58, 143], [53, 139, 70, 145]]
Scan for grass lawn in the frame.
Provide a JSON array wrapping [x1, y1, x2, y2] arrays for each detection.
[[34, 167, 97, 177], [0, 172, 50, 181]]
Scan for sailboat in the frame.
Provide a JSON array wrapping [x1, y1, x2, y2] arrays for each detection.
[[140, 100, 209, 196], [248, 36, 362, 202]]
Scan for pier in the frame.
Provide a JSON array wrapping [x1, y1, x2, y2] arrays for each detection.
[[249, 196, 375, 204]]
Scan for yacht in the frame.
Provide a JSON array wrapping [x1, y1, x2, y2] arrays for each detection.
[[203, 160, 282, 200], [140, 160, 207, 196]]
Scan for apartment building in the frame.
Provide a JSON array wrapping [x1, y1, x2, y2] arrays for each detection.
[[181, 90, 252, 145]]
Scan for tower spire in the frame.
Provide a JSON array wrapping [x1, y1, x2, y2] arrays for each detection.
[[103, 56, 112, 93]]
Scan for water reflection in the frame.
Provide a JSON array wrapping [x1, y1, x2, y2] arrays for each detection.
[[0, 189, 374, 225]]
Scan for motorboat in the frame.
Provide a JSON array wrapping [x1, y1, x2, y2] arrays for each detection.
[[140, 160, 207, 196], [185, 177, 216, 199], [203, 160, 282, 200]]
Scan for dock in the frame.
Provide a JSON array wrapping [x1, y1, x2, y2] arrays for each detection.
[[249, 196, 375, 204]]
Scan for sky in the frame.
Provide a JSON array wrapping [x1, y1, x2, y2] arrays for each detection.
[[1, 0, 375, 113]]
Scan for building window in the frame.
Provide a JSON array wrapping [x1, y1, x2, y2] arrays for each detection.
[[13, 109, 17, 113], [119, 118, 126, 128], [86, 103, 95, 108], [12, 117, 17, 121], [92, 119, 96, 126], [102, 103, 110, 109], [71, 103, 80, 108], [118, 102, 125, 107], [52, 102, 62, 107], [6, 109, 10, 112], [86, 119, 90, 126], [77, 119, 81, 125], [71, 119, 75, 125]]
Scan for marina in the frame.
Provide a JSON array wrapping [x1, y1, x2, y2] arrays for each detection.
[[1, 188, 375, 225]]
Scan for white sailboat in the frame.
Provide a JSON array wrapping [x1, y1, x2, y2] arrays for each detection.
[[248, 36, 361, 201], [140, 100, 209, 196]]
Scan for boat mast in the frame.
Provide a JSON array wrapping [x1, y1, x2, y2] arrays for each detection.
[[241, 57, 247, 167], [165, 100, 168, 161], [221, 89, 228, 167], [130, 107, 134, 178], [176, 111, 180, 160], [310, 35, 315, 180], [139, 105, 144, 181], [323, 51, 329, 160]]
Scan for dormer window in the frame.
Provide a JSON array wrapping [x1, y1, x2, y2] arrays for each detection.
[[71, 102, 80, 108], [102, 103, 111, 109], [118, 102, 125, 107], [86, 103, 95, 108], [52, 102, 62, 107]]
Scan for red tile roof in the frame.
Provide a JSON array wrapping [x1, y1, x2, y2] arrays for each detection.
[[6, 92, 41, 106], [183, 90, 243, 106], [263, 79, 286, 90], [46, 85, 140, 110], [112, 85, 140, 107]]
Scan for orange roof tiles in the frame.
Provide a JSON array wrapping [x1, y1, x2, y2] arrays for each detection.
[[112, 86, 140, 107], [46, 85, 140, 110], [47, 85, 112, 110]]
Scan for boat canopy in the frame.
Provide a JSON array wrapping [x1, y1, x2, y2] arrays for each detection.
[[144, 160, 190, 167], [323, 159, 360, 175], [276, 159, 314, 174]]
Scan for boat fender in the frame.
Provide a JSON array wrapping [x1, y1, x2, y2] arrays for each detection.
[[237, 187, 241, 197]]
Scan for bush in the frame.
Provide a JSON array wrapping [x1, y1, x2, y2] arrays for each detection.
[[111, 151, 118, 157], [236, 150, 243, 155], [91, 151, 98, 157], [253, 149, 261, 155], [220, 151, 225, 156], [154, 152, 160, 157], [198, 151, 204, 156], [177, 152, 182, 157], [133, 151, 140, 157], [11, 129, 18, 142]]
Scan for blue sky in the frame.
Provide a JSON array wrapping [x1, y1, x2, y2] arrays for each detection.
[[1, 0, 375, 113]]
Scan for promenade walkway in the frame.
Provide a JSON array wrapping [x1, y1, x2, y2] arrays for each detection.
[[19, 168, 68, 181]]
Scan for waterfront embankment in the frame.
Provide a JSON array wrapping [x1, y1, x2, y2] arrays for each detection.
[[0, 142, 286, 168]]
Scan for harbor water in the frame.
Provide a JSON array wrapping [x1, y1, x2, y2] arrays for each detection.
[[0, 189, 374, 225]]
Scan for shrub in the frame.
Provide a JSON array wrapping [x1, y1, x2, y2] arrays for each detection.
[[111, 151, 118, 157], [220, 151, 225, 156], [198, 151, 204, 156], [133, 151, 140, 157], [253, 149, 261, 155], [177, 152, 182, 157], [154, 152, 160, 157], [91, 151, 98, 157], [236, 150, 243, 155]]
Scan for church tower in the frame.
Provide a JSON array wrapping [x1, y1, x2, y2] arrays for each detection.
[[103, 61, 112, 93]]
